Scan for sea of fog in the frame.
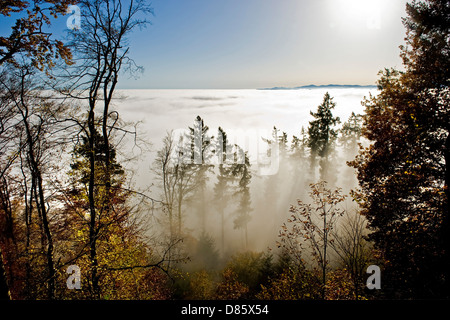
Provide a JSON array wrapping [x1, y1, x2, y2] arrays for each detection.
[[113, 88, 376, 180], [115, 88, 375, 144], [111, 88, 378, 252]]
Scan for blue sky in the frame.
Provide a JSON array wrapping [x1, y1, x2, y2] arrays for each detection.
[[0, 0, 408, 89]]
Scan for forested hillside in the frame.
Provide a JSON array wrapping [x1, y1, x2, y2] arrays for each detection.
[[0, 0, 448, 300]]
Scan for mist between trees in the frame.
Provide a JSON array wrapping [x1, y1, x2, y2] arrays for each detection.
[[1, 62, 376, 299], [0, 0, 388, 301], [143, 89, 377, 299]]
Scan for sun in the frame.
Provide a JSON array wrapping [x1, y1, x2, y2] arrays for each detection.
[[338, 0, 378, 16], [328, 0, 388, 30]]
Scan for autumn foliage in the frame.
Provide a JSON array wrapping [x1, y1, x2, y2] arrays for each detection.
[[1, 0, 449, 301]]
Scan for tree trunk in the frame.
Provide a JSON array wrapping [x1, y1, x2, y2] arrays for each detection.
[[88, 108, 100, 299], [22, 102, 55, 299], [443, 133, 450, 297], [322, 203, 327, 299], [102, 74, 117, 220], [36, 172, 55, 300], [0, 248, 10, 300], [177, 193, 182, 235], [220, 207, 225, 252], [245, 224, 248, 250], [22, 164, 34, 299]]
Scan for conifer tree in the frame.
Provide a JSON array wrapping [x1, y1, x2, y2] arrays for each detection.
[[214, 127, 235, 251], [232, 149, 252, 249], [339, 112, 363, 191], [188, 116, 214, 233], [307, 92, 340, 183]]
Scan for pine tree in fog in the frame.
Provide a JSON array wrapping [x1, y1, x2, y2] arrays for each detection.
[[261, 127, 281, 224], [290, 127, 309, 192], [154, 132, 198, 237], [307, 92, 340, 184], [188, 116, 214, 233], [231, 148, 252, 249], [339, 112, 363, 192], [214, 127, 235, 251]]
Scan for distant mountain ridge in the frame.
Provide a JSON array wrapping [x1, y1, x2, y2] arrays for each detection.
[[259, 84, 377, 90]]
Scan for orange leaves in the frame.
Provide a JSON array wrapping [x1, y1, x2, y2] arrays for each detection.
[[0, 1, 28, 17], [278, 181, 348, 285], [0, 0, 75, 69], [256, 267, 320, 300], [215, 268, 249, 300]]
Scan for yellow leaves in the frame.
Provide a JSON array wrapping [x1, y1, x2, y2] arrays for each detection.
[[1, 1, 74, 70], [256, 268, 319, 300], [215, 268, 249, 300], [325, 269, 366, 300]]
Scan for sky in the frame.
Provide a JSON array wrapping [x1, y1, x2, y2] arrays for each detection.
[[0, 0, 409, 89], [124, 0, 408, 89]]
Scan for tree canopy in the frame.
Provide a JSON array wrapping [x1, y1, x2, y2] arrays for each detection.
[[350, 0, 450, 298], [0, 0, 75, 70]]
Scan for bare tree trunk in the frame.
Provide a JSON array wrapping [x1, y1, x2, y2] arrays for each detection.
[[0, 180, 12, 300], [0, 248, 10, 300], [220, 206, 225, 252], [87, 107, 100, 299], [443, 134, 450, 297], [19, 77, 56, 299], [65, 0, 153, 298], [21, 158, 34, 299], [36, 171, 55, 299], [245, 224, 248, 250], [101, 54, 119, 221], [177, 191, 183, 235], [25, 134, 55, 299], [322, 203, 327, 299]]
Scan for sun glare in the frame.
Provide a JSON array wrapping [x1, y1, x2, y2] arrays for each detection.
[[328, 0, 388, 30]]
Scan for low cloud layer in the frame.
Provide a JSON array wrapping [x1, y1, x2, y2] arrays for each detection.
[[113, 88, 376, 252]]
